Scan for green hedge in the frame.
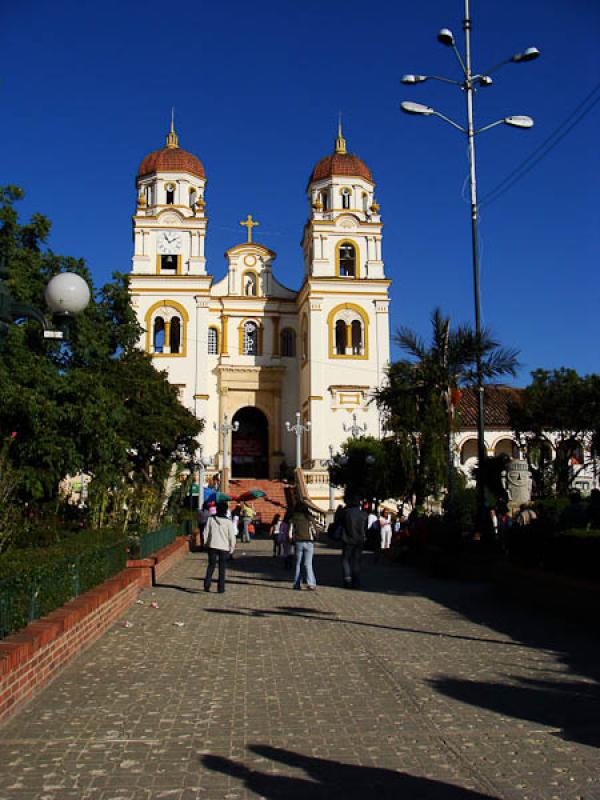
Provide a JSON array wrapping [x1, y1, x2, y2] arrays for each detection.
[[0, 529, 128, 639]]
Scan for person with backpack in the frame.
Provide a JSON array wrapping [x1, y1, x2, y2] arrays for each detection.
[[203, 500, 237, 594], [288, 501, 317, 590]]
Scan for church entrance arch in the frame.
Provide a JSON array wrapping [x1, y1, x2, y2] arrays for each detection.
[[231, 407, 269, 478]]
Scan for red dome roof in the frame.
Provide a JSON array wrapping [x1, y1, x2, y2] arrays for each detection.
[[309, 151, 373, 184], [137, 146, 205, 179]]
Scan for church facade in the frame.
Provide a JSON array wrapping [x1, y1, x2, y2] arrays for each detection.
[[128, 122, 391, 479]]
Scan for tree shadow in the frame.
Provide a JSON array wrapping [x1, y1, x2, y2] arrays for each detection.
[[203, 606, 539, 649], [201, 744, 499, 799], [429, 675, 600, 748]]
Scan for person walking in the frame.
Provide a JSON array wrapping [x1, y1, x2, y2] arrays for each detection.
[[279, 513, 293, 569], [341, 494, 368, 589], [379, 509, 393, 551], [203, 500, 236, 593], [241, 501, 255, 542], [270, 513, 282, 557], [289, 501, 317, 590]]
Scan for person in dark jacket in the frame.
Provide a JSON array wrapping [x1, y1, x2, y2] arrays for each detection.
[[341, 495, 368, 588]]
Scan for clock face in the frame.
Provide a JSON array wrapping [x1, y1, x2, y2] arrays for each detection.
[[157, 231, 182, 254]]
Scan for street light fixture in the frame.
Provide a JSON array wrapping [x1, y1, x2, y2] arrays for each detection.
[[0, 269, 90, 341], [285, 412, 311, 470], [213, 415, 239, 492], [400, 0, 539, 530]]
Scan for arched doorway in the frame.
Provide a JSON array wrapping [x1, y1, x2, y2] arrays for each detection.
[[231, 407, 269, 478]]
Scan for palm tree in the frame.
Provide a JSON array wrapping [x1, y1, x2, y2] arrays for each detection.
[[376, 308, 519, 506]]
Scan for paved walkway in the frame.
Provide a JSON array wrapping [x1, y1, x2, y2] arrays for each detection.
[[1, 540, 599, 800]]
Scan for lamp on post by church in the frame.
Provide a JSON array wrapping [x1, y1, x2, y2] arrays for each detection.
[[285, 412, 311, 470], [325, 444, 337, 513], [400, 0, 538, 529], [0, 267, 91, 344], [343, 413, 367, 439], [213, 415, 239, 493]]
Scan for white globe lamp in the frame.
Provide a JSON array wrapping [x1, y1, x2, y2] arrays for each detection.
[[45, 273, 91, 316]]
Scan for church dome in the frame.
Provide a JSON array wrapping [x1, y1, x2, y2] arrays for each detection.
[[309, 125, 373, 185], [137, 122, 205, 179]]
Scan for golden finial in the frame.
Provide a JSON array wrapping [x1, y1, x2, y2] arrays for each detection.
[[137, 190, 147, 207], [166, 107, 179, 149], [313, 197, 323, 211], [240, 214, 260, 243], [371, 200, 380, 214], [335, 113, 347, 154]]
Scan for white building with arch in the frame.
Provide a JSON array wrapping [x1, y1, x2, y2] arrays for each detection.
[[129, 122, 391, 480]]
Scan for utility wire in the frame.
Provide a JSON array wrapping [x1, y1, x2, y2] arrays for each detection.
[[479, 81, 600, 209]]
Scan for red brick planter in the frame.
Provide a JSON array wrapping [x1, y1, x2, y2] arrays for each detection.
[[0, 535, 189, 726]]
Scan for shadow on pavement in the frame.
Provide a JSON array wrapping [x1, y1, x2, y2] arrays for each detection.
[[201, 744, 500, 799], [192, 538, 600, 748]]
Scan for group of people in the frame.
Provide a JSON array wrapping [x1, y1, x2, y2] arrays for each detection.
[[201, 494, 385, 594]]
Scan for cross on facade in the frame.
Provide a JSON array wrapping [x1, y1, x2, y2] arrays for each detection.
[[240, 214, 259, 243]]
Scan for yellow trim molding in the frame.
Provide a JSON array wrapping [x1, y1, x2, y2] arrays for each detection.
[[335, 239, 359, 279], [238, 317, 264, 356], [145, 299, 190, 357], [327, 302, 369, 360], [155, 254, 182, 275]]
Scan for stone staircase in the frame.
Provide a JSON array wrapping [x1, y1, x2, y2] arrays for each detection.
[[228, 479, 295, 530]]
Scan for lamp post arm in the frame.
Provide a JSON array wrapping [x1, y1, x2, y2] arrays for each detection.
[[475, 119, 505, 134], [451, 43, 468, 77], [432, 111, 466, 133], [7, 301, 50, 330]]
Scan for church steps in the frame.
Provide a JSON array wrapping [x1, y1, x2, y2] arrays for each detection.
[[228, 479, 294, 528]]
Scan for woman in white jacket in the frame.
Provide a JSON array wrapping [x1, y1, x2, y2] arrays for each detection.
[[203, 501, 237, 593]]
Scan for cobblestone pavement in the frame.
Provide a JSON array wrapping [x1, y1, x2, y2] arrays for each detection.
[[1, 540, 599, 800]]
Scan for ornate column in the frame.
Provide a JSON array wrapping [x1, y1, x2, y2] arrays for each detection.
[[221, 314, 229, 356]]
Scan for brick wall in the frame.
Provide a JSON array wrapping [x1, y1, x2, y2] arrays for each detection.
[[0, 536, 190, 726]]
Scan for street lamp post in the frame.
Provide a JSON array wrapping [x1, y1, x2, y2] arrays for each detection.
[[213, 415, 239, 492], [0, 268, 91, 342], [343, 413, 367, 439], [285, 412, 311, 469], [400, 0, 539, 529], [326, 444, 336, 513]]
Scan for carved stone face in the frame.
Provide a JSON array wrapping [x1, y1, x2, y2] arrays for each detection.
[[505, 459, 532, 504]]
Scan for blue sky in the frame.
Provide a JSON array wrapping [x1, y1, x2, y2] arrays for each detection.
[[2, 0, 599, 383]]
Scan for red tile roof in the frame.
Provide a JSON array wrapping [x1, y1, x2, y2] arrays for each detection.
[[457, 385, 524, 428], [138, 147, 205, 179], [309, 152, 373, 184]]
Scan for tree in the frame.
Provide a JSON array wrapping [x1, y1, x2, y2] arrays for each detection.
[[0, 186, 202, 546], [376, 308, 519, 506], [509, 368, 600, 497], [329, 436, 394, 505]]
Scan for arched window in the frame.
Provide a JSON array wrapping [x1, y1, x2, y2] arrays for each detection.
[[362, 192, 369, 212], [170, 317, 181, 354], [244, 272, 257, 297], [153, 317, 165, 353], [338, 242, 356, 277], [351, 320, 363, 355], [494, 438, 520, 459], [328, 303, 369, 359], [461, 439, 478, 465], [280, 328, 296, 357], [208, 327, 219, 355], [145, 301, 189, 357], [243, 321, 258, 355], [335, 320, 347, 355], [189, 188, 197, 208], [166, 183, 175, 204], [341, 188, 351, 209], [321, 191, 329, 211]]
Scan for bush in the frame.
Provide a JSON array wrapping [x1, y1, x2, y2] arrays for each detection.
[[0, 528, 128, 639]]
